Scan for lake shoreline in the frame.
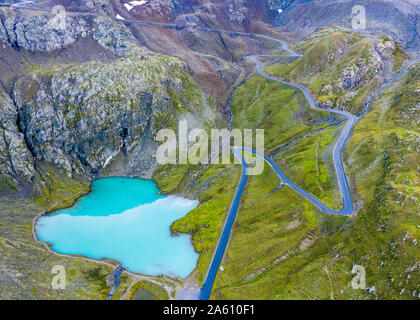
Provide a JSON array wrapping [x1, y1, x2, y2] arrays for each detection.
[[35, 177, 200, 279]]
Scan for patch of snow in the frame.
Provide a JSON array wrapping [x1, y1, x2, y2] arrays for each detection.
[[124, 3, 133, 11], [116, 14, 125, 20], [278, 9, 283, 13], [129, 0, 147, 6]]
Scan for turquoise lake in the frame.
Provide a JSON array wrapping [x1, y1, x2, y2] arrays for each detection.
[[36, 177, 199, 278]]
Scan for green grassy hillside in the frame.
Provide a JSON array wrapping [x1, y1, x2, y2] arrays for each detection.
[[207, 30, 418, 300]]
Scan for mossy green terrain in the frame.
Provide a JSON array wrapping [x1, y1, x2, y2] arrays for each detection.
[[207, 30, 418, 300], [229, 69, 343, 210], [0, 164, 114, 299]]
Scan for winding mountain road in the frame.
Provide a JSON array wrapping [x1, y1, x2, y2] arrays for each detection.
[[246, 52, 357, 216], [199, 34, 357, 300], [7, 1, 408, 301]]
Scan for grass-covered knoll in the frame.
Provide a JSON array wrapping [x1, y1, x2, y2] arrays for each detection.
[[265, 27, 408, 115], [153, 149, 243, 285], [125, 280, 170, 300]]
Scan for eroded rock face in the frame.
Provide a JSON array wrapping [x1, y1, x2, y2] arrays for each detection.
[[340, 46, 384, 91], [0, 91, 35, 184], [11, 53, 211, 181], [0, 11, 140, 56], [273, 0, 420, 51], [317, 43, 385, 111], [267, 0, 295, 11]]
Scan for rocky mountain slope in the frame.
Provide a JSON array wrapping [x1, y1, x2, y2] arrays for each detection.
[[271, 0, 420, 51], [71, 0, 419, 52], [0, 7, 214, 193], [201, 27, 419, 300], [266, 26, 409, 114], [34, 0, 418, 107]]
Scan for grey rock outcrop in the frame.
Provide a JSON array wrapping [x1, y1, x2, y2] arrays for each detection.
[[11, 52, 212, 182], [0, 90, 35, 184], [0, 10, 141, 56]]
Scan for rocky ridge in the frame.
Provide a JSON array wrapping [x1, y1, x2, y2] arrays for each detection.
[[0, 8, 140, 56]]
